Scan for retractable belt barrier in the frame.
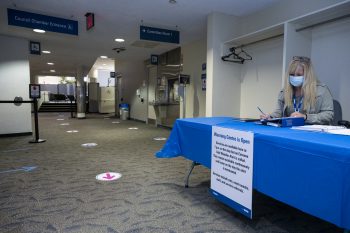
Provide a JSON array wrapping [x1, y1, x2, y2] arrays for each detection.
[[0, 97, 46, 143], [70, 99, 76, 119]]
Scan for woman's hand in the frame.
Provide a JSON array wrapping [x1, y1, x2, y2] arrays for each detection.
[[290, 112, 306, 119], [260, 114, 271, 120]]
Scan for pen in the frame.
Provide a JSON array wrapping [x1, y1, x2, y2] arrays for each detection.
[[257, 106, 266, 115]]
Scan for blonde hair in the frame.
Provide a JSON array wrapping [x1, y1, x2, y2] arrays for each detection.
[[284, 58, 317, 111]]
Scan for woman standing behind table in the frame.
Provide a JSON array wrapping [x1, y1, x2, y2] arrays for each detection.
[[260, 56, 334, 125]]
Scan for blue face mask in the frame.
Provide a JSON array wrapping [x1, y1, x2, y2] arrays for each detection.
[[289, 75, 304, 87]]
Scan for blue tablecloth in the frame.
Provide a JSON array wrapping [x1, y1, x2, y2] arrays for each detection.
[[156, 117, 350, 230]]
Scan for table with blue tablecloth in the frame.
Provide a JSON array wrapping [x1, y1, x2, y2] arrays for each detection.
[[156, 117, 350, 231]]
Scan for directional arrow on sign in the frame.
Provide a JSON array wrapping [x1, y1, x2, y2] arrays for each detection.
[[0, 166, 37, 174], [96, 172, 122, 181], [103, 173, 115, 180]]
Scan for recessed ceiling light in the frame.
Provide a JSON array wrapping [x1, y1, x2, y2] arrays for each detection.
[[42, 50, 51, 54], [169, 0, 177, 4], [33, 29, 45, 33], [47, 62, 54, 65], [114, 38, 125, 42], [50, 69, 55, 72], [100, 55, 108, 59], [103, 63, 106, 66]]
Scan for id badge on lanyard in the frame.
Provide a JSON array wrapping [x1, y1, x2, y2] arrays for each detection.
[[293, 97, 303, 112]]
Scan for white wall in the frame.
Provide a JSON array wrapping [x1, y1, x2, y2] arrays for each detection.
[[147, 66, 157, 120], [116, 60, 148, 121], [38, 76, 62, 84], [238, 0, 345, 36], [207, 1, 348, 119], [240, 37, 283, 118], [88, 66, 98, 79], [181, 39, 207, 118], [311, 18, 350, 120], [38, 76, 76, 85], [97, 69, 115, 87], [0, 35, 31, 135], [207, 12, 241, 117]]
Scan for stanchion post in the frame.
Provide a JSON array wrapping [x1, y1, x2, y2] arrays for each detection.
[[70, 99, 74, 118], [34, 98, 39, 141], [29, 97, 46, 143]]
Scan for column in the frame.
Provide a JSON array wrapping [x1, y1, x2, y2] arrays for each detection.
[[206, 12, 241, 117], [76, 66, 86, 119]]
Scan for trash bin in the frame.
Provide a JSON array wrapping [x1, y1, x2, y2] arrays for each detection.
[[119, 103, 129, 120], [121, 110, 129, 120]]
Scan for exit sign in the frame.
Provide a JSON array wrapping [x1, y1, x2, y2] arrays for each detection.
[[85, 12, 94, 30]]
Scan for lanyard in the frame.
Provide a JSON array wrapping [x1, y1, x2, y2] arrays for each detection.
[[293, 96, 303, 112]]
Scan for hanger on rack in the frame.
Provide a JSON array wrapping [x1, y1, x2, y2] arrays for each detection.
[[221, 47, 252, 64]]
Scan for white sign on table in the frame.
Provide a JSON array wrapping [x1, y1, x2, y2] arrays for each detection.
[[211, 126, 254, 218]]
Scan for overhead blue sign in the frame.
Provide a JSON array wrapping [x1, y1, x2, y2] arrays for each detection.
[[7, 8, 78, 35], [140, 26, 179, 44]]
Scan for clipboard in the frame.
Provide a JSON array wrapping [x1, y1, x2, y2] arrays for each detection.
[[260, 117, 304, 127]]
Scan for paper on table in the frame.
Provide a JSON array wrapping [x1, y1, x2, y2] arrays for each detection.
[[291, 125, 350, 135], [327, 129, 350, 135]]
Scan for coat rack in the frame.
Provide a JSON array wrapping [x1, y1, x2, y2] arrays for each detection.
[[221, 47, 252, 64]]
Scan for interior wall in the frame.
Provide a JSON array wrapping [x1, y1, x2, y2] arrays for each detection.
[[0, 35, 31, 135], [38, 76, 62, 84], [207, 1, 348, 119], [283, 22, 312, 78], [88, 67, 97, 79], [116, 60, 147, 121], [97, 69, 114, 87], [147, 66, 157, 120], [207, 12, 241, 117], [181, 38, 207, 118], [311, 18, 350, 120], [239, 37, 283, 118], [238, 0, 345, 36]]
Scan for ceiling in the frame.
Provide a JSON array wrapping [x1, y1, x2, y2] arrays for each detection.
[[0, 0, 283, 77]]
